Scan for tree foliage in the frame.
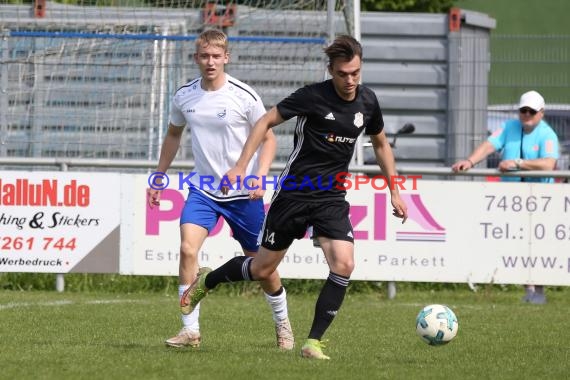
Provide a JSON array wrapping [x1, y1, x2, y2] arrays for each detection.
[[6, 0, 455, 12], [361, 0, 455, 13]]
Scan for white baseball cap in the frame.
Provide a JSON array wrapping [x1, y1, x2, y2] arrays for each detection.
[[519, 90, 545, 111]]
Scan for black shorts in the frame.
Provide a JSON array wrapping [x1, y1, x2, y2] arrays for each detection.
[[259, 196, 354, 251]]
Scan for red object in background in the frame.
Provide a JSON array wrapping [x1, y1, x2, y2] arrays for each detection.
[[448, 7, 461, 32], [202, 2, 236, 28], [34, 0, 46, 18]]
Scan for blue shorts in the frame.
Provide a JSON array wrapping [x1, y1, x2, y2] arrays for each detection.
[[180, 190, 265, 252]]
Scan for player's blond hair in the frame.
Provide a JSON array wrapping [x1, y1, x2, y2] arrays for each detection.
[[195, 29, 229, 52]]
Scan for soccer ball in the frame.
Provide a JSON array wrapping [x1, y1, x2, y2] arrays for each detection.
[[415, 304, 458, 346]]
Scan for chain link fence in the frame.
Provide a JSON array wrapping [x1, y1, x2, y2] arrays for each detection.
[[1, 4, 568, 171], [486, 34, 570, 171]]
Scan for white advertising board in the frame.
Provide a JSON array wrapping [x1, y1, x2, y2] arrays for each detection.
[[122, 174, 570, 286], [0, 171, 121, 273]]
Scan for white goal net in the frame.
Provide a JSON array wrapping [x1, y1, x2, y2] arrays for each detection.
[[1, 1, 345, 164]]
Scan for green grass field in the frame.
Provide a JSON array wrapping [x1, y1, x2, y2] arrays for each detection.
[[1, 288, 569, 380], [456, 0, 568, 35]]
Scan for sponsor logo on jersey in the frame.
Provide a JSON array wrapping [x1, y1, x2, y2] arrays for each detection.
[[217, 109, 227, 119], [324, 112, 335, 120], [325, 133, 356, 144], [353, 112, 364, 128]]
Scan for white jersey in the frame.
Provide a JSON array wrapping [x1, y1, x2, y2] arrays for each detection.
[[169, 74, 266, 201]]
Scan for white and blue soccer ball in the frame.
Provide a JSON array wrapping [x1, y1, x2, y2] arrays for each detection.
[[415, 304, 459, 346]]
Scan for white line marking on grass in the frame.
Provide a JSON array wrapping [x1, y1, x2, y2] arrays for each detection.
[[397, 303, 507, 310], [86, 300, 140, 305], [0, 299, 149, 311], [0, 300, 73, 310]]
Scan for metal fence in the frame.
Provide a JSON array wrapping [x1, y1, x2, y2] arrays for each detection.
[[1, 6, 497, 169], [480, 34, 570, 171], [1, 4, 569, 171], [0, 1, 331, 165]]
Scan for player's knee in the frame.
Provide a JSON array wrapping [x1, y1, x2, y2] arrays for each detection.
[[179, 241, 198, 258], [336, 259, 355, 276], [252, 265, 276, 281], [262, 269, 281, 284]]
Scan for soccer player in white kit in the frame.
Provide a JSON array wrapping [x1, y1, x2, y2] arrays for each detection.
[[147, 29, 293, 350]]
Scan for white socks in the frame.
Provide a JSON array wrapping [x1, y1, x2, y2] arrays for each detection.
[[179, 284, 200, 332], [178, 284, 287, 330], [264, 287, 289, 322]]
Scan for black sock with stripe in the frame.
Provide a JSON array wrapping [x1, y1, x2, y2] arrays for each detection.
[[308, 272, 349, 340], [204, 256, 253, 289]]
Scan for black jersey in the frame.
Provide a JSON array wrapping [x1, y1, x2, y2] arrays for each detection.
[[275, 79, 383, 201]]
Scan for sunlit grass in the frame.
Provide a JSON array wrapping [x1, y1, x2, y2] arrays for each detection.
[[1, 288, 569, 379]]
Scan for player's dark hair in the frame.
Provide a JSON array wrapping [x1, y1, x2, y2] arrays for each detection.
[[324, 35, 363, 67]]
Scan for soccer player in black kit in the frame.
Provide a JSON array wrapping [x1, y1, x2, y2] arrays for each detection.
[[181, 35, 408, 359]]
